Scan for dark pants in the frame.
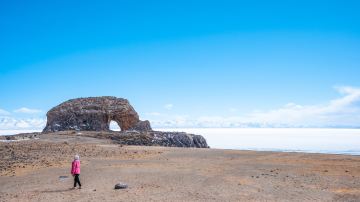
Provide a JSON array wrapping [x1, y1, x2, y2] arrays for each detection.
[[74, 174, 81, 187]]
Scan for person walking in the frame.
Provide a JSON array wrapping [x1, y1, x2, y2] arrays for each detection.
[[71, 154, 82, 189]]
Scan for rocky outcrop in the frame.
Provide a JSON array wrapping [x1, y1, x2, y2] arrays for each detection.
[[129, 120, 152, 131], [43, 96, 209, 148], [111, 131, 209, 148], [43, 96, 150, 132]]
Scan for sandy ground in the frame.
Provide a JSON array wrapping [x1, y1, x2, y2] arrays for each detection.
[[0, 133, 360, 201]]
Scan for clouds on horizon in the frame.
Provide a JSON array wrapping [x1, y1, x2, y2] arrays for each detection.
[[243, 86, 360, 127], [14, 107, 42, 114], [0, 107, 45, 130], [1, 86, 360, 131], [0, 116, 46, 130], [149, 86, 360, 128]]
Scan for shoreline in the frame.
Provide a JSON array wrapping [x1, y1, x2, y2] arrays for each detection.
[[1, 137, 360, 156], [1, 129, 360, 156]]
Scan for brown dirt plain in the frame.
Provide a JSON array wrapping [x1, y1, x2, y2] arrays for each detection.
[[0, 132, 359, 202]]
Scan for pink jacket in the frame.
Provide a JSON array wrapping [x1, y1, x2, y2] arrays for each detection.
[[71, 160, 80, 175]]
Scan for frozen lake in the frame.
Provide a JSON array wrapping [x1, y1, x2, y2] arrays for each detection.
[[2, 128, 360, 155], [158, 128, 360, 155]]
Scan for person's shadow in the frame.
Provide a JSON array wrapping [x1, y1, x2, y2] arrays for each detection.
[[41, 188, 75, 193]]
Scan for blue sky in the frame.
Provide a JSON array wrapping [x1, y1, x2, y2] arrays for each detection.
[[1, 0, 360, 129]]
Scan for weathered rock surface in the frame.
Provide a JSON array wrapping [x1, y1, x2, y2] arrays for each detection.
[[129, 120, 152, 131], [111, 131, 209, 148], [43, 96, 150, 132]]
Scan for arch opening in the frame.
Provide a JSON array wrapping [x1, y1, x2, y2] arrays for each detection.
[[109, 120, 121, 131]]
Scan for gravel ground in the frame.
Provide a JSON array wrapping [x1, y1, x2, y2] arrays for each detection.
[[0, 132, 359, 201]]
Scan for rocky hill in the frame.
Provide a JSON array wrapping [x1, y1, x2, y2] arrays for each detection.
[[41, 97, 208, 148]]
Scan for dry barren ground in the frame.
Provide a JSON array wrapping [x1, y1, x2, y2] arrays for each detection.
[[0, 133, 359, 201]]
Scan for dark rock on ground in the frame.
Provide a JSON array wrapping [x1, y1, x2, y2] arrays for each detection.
[[114, 183, 128, 189]]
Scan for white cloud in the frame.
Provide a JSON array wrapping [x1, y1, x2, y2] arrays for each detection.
[[243, 86, 360, 127], [14, 107, 42, 114], [0, 109, 10, 115], [151, 86, 360, 128], [164, 104, 173, 110], [0, 117, 46, 130]]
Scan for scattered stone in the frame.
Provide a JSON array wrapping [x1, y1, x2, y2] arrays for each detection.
[[114, 183, 128, 189]]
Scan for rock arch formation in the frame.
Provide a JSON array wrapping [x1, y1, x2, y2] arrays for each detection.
[[43, 96, 152, 132]]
